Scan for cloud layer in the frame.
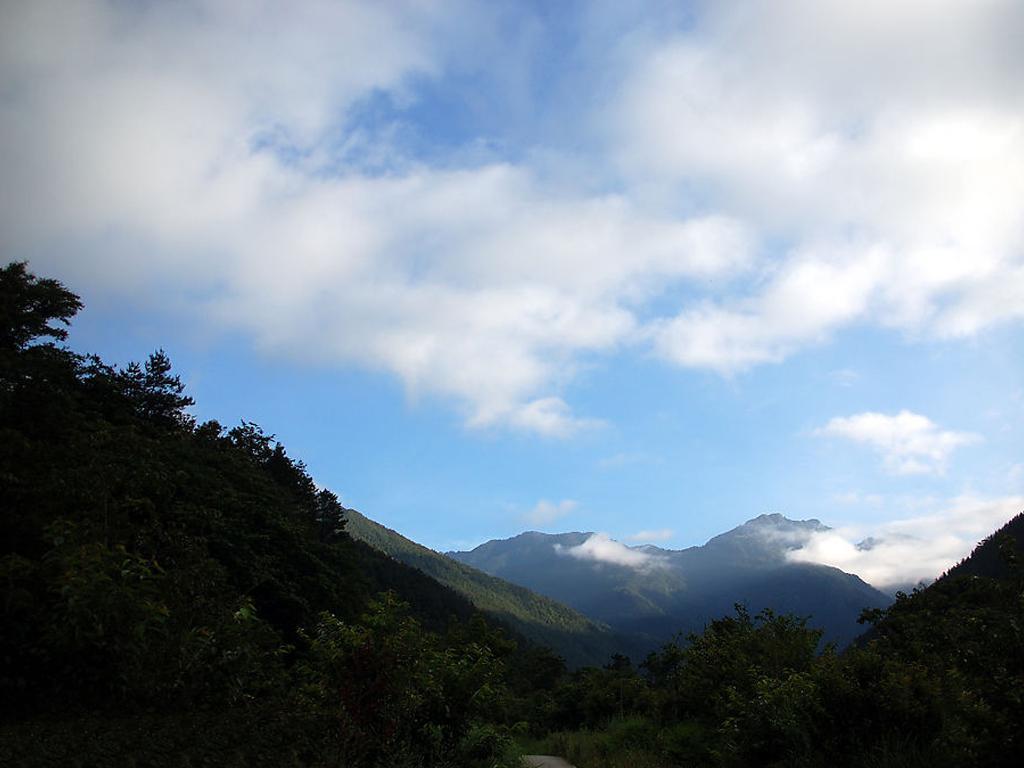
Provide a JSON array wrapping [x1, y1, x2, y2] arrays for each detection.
[[817, 410, 980, 475], [621, 0, 1024, 371], [787, 495, 1023, 589], [1, 1, 1021, 431]]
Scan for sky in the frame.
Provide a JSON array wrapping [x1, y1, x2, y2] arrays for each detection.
[[1, 0, 1022, 587]]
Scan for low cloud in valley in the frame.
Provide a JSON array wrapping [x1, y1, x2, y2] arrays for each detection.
[[555, 533, 665, 570], [786, 495, 1023, 588]]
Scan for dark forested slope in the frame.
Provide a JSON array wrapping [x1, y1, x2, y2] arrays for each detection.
[[345, 509, 624, 666], [942, 510, 1024, 580], [0, 262, 528, 767]]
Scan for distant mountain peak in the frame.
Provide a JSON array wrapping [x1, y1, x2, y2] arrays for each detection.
[[450, 512, 890, 649], [753, 512, 787, 522], [744, 513, 828, 530], [704, 514, 830, 553]]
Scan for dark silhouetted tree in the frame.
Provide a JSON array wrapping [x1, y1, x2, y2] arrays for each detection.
[[227, 420, 275, 463], [119, 349, 195, 428], [0, 261, 82, 351], [315, 488, 346, 541]]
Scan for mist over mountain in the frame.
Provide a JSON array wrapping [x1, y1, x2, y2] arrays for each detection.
[[451, 514, 891, 647]]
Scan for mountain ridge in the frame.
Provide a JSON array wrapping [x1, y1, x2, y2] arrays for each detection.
[[451, 514, 890, 647]]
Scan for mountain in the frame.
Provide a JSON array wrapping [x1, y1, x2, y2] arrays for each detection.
[[451, 514, 891, 647], [345, 508, 627, 666], [449, 531, 686, 632], [942, 509, 1024, 581]]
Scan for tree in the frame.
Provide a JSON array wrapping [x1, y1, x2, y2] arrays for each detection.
[[118, 349, 195, 427], [0, 261, 82, 351], [315, 488, 347, 542], [228, 420, 275, 463]]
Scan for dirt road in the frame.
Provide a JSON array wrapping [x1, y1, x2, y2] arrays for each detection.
[[523, 756, 576, 768]]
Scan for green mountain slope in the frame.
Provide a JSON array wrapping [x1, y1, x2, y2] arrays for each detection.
[[345, 509, 624, 666]]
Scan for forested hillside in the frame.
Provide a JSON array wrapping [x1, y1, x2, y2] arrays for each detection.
[[943, 511, 1024, 580], [345, 509, 626, 666], [0, 263, 530, 767]]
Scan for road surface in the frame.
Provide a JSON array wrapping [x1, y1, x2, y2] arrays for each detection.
[[523, 757, 576, 768]]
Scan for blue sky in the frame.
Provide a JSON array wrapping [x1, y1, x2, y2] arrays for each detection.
[[2, 1, 1022, 587]]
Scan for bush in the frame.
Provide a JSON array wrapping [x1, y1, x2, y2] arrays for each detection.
[[656, 720, 715, 765], [458, 722, 521, 768]]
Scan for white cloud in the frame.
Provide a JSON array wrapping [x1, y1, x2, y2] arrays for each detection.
[[817, 410, 980, 475], [787, 494, 1023, 588], [626, 528, 674, 542], [522, 499, 578, 527], [555, 533, 664, 570], [0, 1, 755, 435], [652, 247, 887, 371], [617, 0, 1024, 371], [1, 0, 1021, 435], [503, 398, 603, 439]]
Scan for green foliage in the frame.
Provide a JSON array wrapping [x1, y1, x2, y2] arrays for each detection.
[[39, 519, 171, 697], [655, 720, 716, 766], [564, 659, 651, 729], [640, 605, 822, 727], [294, 595, 515, 768], [457, 722, 522, 768]]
